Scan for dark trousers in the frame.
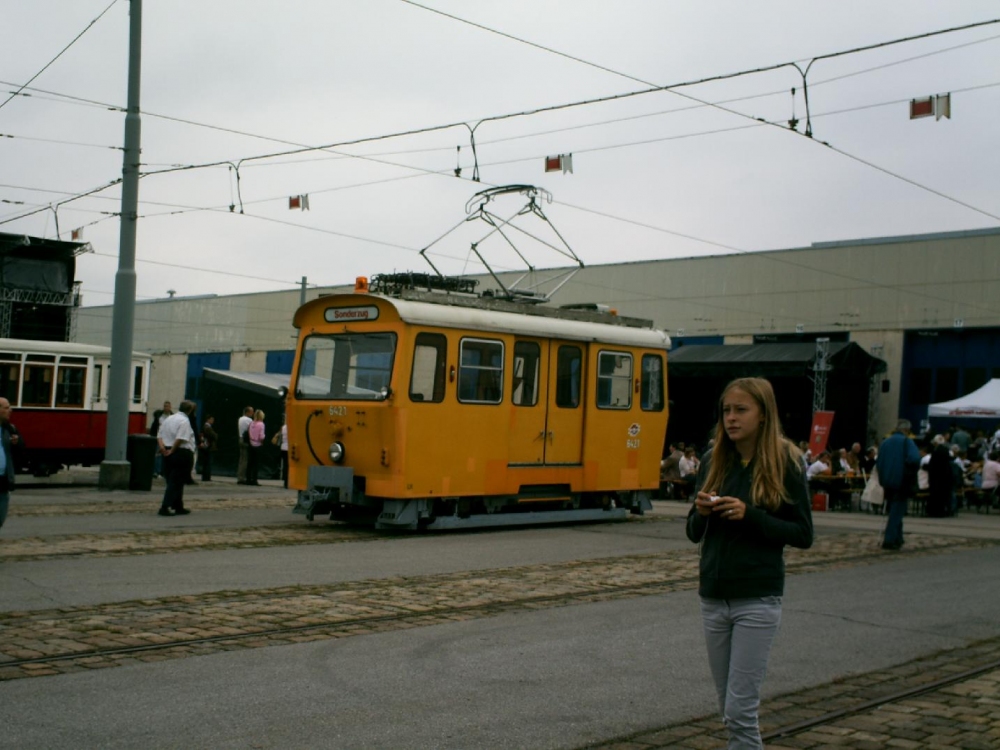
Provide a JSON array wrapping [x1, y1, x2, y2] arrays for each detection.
[[883, 488, 908, 547], [280, 450, 288, 488], [247, 445, 260, 484], [161, 449, 194, 512], [199, 448, 212, 480]]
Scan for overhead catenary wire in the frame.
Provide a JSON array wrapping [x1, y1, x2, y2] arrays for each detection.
[[0, 0, 121, 113], [4, 28, 999, 169], [132, 18, 1000, 180], [5, 20, 997, 233]]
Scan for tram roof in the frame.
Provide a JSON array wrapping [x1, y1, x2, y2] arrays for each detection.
[[0, 338, 150, 359], [306, 294, 671, 349]]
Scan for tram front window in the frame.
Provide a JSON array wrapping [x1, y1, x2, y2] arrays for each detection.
[[295, 332, 396, 400]]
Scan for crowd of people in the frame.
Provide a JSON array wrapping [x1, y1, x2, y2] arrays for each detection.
[[666, 421, 1000, 512], [148, 400, 290, 517]]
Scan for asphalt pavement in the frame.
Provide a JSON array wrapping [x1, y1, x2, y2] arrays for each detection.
[[2, 478, 999, 749]]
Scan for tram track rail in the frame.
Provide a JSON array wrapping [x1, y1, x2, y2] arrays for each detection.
[[761, 656, 1000, 743], [2, 533, 997, 682], [579, 636, 1000, 749]]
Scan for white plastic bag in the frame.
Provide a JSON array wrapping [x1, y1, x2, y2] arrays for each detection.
[[861, 467, 884, 508]]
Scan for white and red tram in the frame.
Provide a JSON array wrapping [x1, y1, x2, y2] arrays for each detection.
[[0, 338, 151, 475]]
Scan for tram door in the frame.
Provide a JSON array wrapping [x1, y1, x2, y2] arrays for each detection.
[[507, 340, 547, 465], [543, 341, 585, 465], [507, 340, 585, 466]]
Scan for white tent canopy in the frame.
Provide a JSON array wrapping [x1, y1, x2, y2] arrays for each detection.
[[928, 378, 1000, 418]]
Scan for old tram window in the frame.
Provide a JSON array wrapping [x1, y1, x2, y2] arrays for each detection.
[[511, 341, 541, 407], [295, 332, 397, 400], [641, 353, 665, 412], [93, 364, 104, 402], [409, 332, 447, 403], [23, 357, 55, 407], [55, 365, 87, 407], [596, 351, 633, 409], [458, 338, 503, 404], [555, 345, 582, 408], [0, 357, 21, 404], [133, 364, 144, 404]]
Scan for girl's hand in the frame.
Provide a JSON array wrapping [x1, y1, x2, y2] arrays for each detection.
[[713, 495, 746, 521], [694, 491, 719, 517]]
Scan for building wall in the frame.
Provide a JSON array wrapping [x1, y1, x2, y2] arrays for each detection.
[[148, 353, 186, 420], [75, 228, 1000, 436]]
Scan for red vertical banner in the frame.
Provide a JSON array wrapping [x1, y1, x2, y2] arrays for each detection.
[[810, 411, 835, 455]]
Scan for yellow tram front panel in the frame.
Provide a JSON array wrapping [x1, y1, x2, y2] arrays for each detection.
[[287, 296, 404, 496]]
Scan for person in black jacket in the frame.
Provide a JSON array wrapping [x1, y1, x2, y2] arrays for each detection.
[[687, 377, 813, 749]]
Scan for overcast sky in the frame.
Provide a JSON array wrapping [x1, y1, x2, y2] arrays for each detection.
[[2, 1, 998, 307]]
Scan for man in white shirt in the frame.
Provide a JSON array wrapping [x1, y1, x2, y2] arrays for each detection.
[[806, 451, 832, 480], [237, 406, 254, 485], [157, 400, 197, 517]]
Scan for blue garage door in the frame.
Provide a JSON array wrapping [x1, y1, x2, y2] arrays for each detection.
[[266, 350, 295, 374], [900, 328, 1000, 430], [186, 352, 232, 402]]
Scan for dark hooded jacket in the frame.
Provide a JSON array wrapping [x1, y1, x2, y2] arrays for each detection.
[[686, 450, 813, 599]]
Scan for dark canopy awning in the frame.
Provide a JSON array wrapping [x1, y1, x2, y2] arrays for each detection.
[[667, 342, 886, 379], [203, 368, 289, 398]]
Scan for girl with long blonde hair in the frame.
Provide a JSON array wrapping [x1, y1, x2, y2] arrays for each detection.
[[686, 377, 813, 749]]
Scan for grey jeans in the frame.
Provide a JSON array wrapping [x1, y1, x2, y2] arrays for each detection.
[[700, 596, 783, 750]]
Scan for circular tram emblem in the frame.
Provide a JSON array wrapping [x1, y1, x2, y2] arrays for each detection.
[[628, 423, 641, 437]]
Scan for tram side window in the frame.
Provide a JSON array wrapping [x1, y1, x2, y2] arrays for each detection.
[[23, 356, 56, 407], [458, 338, 503, 404], [596, 351, 633, 409], [55, 366, 87, 407], [93, 364, 103, 402], [555, 345, 582, 408], [409, 333, 447, 403], [512, 342, 540, 407], [133, 365, 144, 404], [0, 353, 20, 404], [641, 354, 665, 412]]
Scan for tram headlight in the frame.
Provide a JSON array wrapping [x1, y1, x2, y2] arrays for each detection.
[[329, 441, 345, 464]]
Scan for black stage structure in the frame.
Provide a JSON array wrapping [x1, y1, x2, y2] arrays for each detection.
[[666, 343, 887, 453]]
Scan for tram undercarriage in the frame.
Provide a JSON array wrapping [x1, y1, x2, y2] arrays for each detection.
[[294, 466, 652, 531]]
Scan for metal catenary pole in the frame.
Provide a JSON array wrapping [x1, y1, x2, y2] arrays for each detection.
[[100, 0, 142, 488]]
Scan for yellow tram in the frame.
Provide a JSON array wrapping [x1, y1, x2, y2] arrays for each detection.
[[286, 278, 670, 530]]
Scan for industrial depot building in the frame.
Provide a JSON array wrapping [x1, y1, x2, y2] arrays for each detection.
[[74, 225, 1000, 451]]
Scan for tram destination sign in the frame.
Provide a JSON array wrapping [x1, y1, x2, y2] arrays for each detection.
[[325, 305, 380, 323]]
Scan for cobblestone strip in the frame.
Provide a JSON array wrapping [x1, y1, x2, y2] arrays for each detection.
[[583, 639, 1000, 749], [0, 523, 382, 562], [0, 509, 981, 563], [10, 495, 294, 517], [0, 533, 994, 682]]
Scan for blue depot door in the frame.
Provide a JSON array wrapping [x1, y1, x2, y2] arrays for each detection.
[[186, 352, 232, 418]]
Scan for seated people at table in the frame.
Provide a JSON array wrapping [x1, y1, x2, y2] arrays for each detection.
[[678, 447, 700, 498], [917, 443, 931, 492], [806, 451, 833, 480], [953, 446, 971, 512], [660, 444, 683, 498], [982, 451, 1000, 507], [846, 443, 862, 472], [798, 440, 811, 467], [837, 448, 853, 474], [861, 446, 877, 475]]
